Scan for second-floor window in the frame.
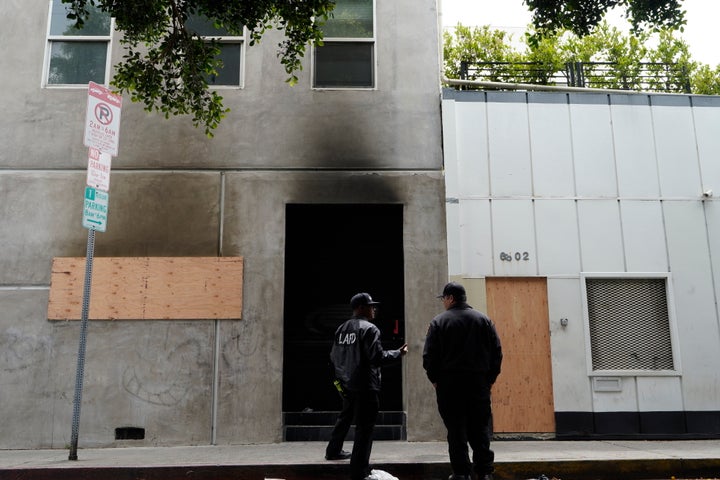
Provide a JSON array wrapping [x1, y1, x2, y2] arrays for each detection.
[[44, 0, 112, 86], [313, 0, 375, 88], [185, 15, 245, 87]]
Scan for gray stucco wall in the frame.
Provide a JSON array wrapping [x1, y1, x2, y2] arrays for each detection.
[[0, 0, 447, 448]]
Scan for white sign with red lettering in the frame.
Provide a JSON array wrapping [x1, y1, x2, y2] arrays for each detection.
[[83, 81, 122, 156], [86, 147, 112, 191]]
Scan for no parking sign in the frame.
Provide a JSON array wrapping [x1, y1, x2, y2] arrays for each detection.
[[83, 81, 122, 156]]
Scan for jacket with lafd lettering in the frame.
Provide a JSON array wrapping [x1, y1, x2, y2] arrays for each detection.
[[330, 316, 404, 392]]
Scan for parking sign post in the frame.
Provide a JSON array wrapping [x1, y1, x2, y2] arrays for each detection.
[[69, 83, 121, 461]]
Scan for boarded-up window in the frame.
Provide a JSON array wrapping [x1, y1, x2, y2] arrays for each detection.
[[48, 257, 242, 320]]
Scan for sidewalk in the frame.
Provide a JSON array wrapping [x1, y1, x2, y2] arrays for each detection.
[[1, 439, 719, 479]]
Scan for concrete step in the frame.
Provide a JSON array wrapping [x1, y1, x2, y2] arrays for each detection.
[[283, 411, 407, 441]]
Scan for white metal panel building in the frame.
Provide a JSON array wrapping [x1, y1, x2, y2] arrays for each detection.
[[442, 89, 720, 438]]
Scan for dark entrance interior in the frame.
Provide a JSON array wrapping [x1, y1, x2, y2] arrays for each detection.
[[282, 204, 405, 414]]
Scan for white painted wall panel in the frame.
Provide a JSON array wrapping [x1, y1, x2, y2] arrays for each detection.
[[592, 377, 638, 412], [455, 100, 489, 197], [577, 200, 625, 272], [693, 98, 720, 193], [535, 200, 581, 275], [619, 200, 668, 272], [610, 96, 660, 198], [651, 96, 702, 197], [705, 201, 720, 355], [486, 93, 532, 196], [528, 93, 575, 197], [460, 200, 493, 276], [441, 99, 459, 199], [446, 201, 461, 276], [663, 201, 720, 410], [490, 199, 537, 275], [569, 95, 617, 197], [548, 278, 593, 411], [637, 377, 683, 411]]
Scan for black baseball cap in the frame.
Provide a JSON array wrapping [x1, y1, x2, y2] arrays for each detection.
[[437, 282, 466, 299], [350, 292, 380, 309]]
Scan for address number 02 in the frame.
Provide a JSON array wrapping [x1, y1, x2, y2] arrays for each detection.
[[499, 251, 530, 262]]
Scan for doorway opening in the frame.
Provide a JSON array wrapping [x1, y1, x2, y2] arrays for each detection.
[[282, 204, 405, 417]]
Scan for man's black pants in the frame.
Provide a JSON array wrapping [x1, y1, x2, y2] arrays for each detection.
[[436, 377, 494, 477], [326, 389, 379, 480]]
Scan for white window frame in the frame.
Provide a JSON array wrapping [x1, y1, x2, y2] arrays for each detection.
[[580, 272, 682, 377], [311, 0, 377, 90], [43, 0, 113, 88], [190, 22, 245, 90]]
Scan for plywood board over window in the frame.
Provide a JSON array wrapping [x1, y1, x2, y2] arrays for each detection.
[[48, 257, 243, 320]]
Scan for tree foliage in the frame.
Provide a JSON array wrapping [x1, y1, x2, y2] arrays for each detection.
[[62, 0, 336, 136], [524, 0, 686, 37]]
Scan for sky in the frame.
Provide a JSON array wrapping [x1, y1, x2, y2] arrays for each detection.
[[440, 0, 720, 67]]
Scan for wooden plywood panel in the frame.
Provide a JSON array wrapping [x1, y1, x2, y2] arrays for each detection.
[[48, 257, 242, 320], [486, 277, 555, 433]]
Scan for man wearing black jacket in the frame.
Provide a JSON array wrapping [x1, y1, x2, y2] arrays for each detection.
[[326, 292, 408, 480], [423, 282, 503, 480]]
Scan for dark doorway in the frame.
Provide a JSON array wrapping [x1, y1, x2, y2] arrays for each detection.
[[282, 204, 405, 413]]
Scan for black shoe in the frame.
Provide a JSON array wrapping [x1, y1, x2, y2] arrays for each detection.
[[448, 475, 472, 480], [325, 450, 352, 460], [479, 474, 493, 480]]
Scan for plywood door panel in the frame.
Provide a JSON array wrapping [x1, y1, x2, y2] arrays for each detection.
[[486, 277, 554, 433]]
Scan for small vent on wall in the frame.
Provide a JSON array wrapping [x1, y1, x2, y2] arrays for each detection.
[[586, 278, 674, 371], [115, 427, 145, 440]]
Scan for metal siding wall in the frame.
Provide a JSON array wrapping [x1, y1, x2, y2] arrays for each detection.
[[619, 201, 668, 272], [446, 202, 462, 276], [547, 278, 593, 412], [706, 201, 720, 356], [442, 91, 720, 421], [592, 377, 638, 412], [664, 201, 720, 410], [570, 95, 617, 197], [610, 95, 660, 198], [652, 96, 703, 197], [487, 93, 532, 196], [535, 200, 581, 275], [528, 93, 575, 197], [490, 200, 537, 276], [443, 99, 462, 277], [693, 98, 720, 190], [637, 377, 683, 412], [577, 200, 625, 272], [460, 200, 493, 277], [456, 101, 489, 197]]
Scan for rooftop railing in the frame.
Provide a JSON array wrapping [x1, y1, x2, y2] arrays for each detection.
[[457, 61, 692, 93]]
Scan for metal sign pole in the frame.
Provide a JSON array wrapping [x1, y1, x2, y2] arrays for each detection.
[[68, 228, 96, 461]]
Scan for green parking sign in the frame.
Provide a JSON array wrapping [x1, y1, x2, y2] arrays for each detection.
[[82, 186, 109, 232]]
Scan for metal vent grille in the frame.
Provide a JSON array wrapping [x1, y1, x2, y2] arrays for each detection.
[[586, 278, 674, 371]]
